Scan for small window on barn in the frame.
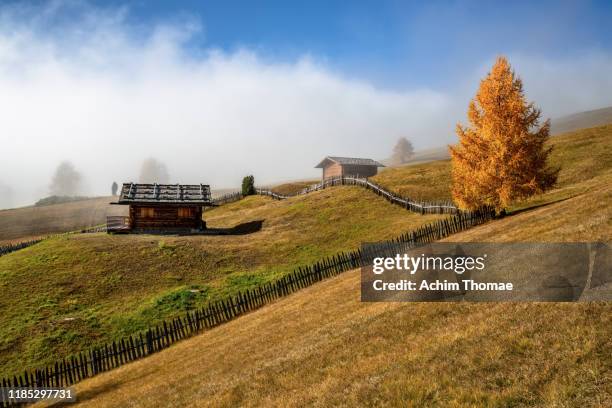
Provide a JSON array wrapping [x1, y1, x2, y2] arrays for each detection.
[[139, 207, 155, 218], [178, 207, 192, 218]]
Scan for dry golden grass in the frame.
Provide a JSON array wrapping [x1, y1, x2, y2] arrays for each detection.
[[57, 271, 610, 407], [0, 197, 124, 244], [50, 126, 612, 408], [442, 173, 612, 242], [268, 180, 318, 195], [373, 160, 453, 201], [371, 123, 612, 205]]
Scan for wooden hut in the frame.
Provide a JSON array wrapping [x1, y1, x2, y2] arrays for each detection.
[[315, 156, 385, 180], [108, 183, 214, 233]]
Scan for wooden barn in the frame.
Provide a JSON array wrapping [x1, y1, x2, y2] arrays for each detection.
[[108, 183, 214, 233], [315, 156, 385, 180]]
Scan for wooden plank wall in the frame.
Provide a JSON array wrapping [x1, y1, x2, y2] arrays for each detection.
[[338, 164, 378, 178], [130, 205, 202, 230], [322, 162, 343, 179]]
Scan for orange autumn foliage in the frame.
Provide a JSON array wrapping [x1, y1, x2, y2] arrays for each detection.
[[449, 56, 558, 212]]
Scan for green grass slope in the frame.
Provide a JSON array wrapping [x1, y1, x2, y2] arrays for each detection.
[[58, 127, 612, 408], [7, 124, 611, 390], [63, 198, 611, 407], [0, 187, 444, 378]]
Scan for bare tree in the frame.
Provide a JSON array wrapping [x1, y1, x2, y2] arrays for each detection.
[[139, 158, 170, 183], [49, 161, 82, 196], [391, 137, 414, 165]]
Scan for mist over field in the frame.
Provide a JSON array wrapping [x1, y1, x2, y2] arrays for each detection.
[[1, 1, 612, 209]]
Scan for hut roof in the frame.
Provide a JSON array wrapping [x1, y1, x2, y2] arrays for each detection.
[[117, 183, 213, 205], [315, 156, 385, 168]]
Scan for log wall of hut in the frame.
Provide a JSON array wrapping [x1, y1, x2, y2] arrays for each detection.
[[322, 163, 378, 180], [129, 205, 203, 231], [339, 164, 378, 178], [322, 162, 343, 179]]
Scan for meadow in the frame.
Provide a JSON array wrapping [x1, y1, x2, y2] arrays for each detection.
[[47, 125, 612, 407], [3, 124, 610, 400], [0, 186, 444, 377], [54, 197, 611, 407]]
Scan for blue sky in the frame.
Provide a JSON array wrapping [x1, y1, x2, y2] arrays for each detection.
[[81, 0, 612, 89], [0, 0, 611, 206]]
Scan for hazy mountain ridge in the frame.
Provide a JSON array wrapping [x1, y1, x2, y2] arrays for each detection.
[[383, 106, 612, 167], [550, 106, 612, 135]]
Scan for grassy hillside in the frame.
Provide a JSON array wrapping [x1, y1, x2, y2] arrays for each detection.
[[40, 127, 612, 407], [372, 123, 612, 206], [373, 160, 453, 201], [7, 124, 611, 396], [268, 180, 318, 195], [0, 187, 444, 378], [377, 106, 612, 167], [0, 197, 123, 244], [62, 283, 610, 407], [381, 145, 451, 166], [551, 106, 612, 135], [62, 197, 611, 407], [56, 130, 612, 407]]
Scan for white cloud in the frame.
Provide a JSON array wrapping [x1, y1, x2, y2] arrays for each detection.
[[510, 52, 612, 118], [461, 51, 612, 121], [0, 2, 451, 207]]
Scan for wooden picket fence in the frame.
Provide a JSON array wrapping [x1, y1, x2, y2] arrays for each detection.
[[0, 239, 44, 258], [0, 206, 495, 405], [1, 176, 454, 261], [257, 175, 458, 214], [211, 191, 244, 206], [0, 224, 107, 259]]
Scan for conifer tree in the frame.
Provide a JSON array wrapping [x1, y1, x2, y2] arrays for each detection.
[[242, 175, 256, 196], [449, 56, 558, 212]]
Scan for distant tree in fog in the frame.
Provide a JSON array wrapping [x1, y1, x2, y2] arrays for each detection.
[[111, 181, 118, 196], [391, 137, 414, 165], [0, 183, 14, 209], [49, 161, 82, 196], [139, 158, 170, 183]]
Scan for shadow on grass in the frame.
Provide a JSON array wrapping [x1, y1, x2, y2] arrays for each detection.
[[45, 380, 124, 407], [507, 196, 575, 217], [118, 220, 265, 236], [198, 219, 264, 235]]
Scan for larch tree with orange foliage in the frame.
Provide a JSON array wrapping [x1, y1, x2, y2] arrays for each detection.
[[449, 56, 558, 213]]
